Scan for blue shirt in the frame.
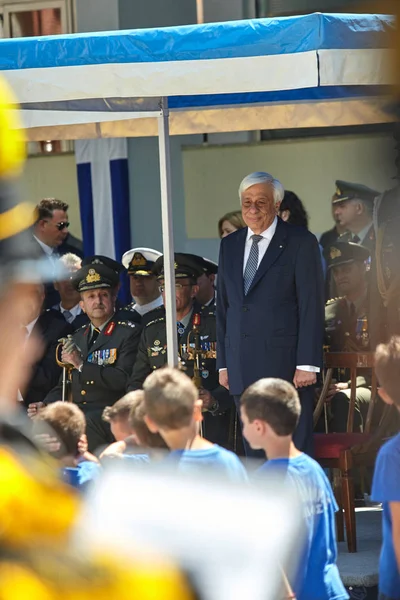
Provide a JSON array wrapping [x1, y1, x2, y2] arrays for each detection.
[[257, 454, 348, 600], [168, 444, 248, 482], [371, 432, 400, 599], [62, 460, 100, 491]]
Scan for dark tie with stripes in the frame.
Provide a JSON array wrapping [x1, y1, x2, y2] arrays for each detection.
[[243, 234, 263, 295]]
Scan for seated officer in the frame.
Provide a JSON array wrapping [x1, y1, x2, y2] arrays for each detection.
[[323, 241, 372, 432], [128, 253, 232, 448], [30, 263, 141, 452], [121, 247, 163, 322]]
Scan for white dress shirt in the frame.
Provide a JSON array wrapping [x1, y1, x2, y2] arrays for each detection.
[[33, 235, 54, 256], [59, 303, 82, 322], [131, 295, 163, 316], [220, 218, 319, 374], [18, 316, 40, 402]]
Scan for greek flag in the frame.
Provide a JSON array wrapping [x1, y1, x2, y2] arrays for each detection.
[[75, 138, 131, 302]]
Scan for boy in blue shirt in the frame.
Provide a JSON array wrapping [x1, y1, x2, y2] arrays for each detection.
[[240, 377, 348, 600], [371, 336, 400, 600], [143, 367, 247, 482]]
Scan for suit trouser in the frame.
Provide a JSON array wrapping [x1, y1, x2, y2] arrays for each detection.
[[234, 385, 315, 459], [329, 387, 371, 433]]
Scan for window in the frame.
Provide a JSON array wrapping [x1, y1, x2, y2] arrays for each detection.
[[0, 0, 75, 155]]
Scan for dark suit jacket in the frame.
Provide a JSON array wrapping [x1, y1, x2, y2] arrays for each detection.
[[44, 315, 141, 410], [52, 303, 89, 331], [23, 310, 73, 407], [216, 219, 324, 396]]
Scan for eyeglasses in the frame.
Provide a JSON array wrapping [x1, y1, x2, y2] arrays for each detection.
[[159, 283, 192, 293], [242, 200, 268, 210], [56, 221, 70, 231]]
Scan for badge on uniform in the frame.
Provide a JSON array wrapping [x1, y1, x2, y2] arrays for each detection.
[[88, 348, 117, 365], [201, 370, 209, 379]]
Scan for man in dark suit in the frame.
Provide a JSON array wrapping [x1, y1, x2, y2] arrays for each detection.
[[32, 198, 71, 309], [30, 263, 142, 452], [19, 284, 72, 407], [216, 171, 324, 457]]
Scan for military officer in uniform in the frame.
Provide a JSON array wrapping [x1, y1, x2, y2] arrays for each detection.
[[333, 180, 379, 252], [323, 241, 372, 432], [121, 247, 163, 323], [191, 255, 218, 309], [128, 253, 232, 448], [30, 263, 141, 451]]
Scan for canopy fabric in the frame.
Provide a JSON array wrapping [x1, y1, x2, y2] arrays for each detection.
[[0, 12, 394, 139]]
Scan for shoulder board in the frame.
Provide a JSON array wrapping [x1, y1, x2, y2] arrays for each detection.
[[117, 321, 137, 328], [75, 323, 88, 332], [146, 317, 165, 328], [201, 308, 215, 317]]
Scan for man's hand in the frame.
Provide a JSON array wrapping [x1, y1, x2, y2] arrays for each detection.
[[198, 388, 214, 411], [293, 369, 316, 389], [219, 369, 229, 390], [61, 347, 83, 370], [77, 434, 88, 456], [27, 401, 45, 419]]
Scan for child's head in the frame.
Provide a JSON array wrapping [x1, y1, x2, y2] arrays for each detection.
[[375, 336, 400, 408], [143, 367, 200, 434], [102, 394, 138, 441], [33, 402, 85, 459], [129, 393, 168, 449], [240, 378, 300, 449]]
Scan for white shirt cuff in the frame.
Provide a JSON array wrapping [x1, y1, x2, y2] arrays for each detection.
[[296, 365, 320, 373], [218, 368, 227, 372]]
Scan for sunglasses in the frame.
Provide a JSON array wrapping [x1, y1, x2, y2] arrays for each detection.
[[56, 221, 70, 231]]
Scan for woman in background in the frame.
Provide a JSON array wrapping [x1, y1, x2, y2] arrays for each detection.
[[218, 210, 245, 238]]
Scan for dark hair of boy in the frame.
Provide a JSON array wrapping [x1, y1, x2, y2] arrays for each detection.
[[240, 378, 301, 436], [375, 336, 400, 407], [143, 368, 197, 430], [102, 395, 137, 423], [33, 402, 85, 459], [128, 392, 168, 449]]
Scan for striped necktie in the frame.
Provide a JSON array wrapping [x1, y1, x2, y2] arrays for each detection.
[[352, 234, 360, 244], [244, 234, 263, 295]]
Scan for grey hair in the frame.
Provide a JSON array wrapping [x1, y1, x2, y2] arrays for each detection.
[[238, 172, 285, 205], [59, 252, 81, 271]]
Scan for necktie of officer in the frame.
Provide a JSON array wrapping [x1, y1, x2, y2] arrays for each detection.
[[349, 302, 356, 321], [352, 234, 360, 244], [89, 327, 100, 348], [63, 310, 73, 324], [177, 321, 185, 336], [244, 234, 263, 295]]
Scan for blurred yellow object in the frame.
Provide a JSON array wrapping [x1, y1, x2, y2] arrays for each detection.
[[0, 444, 195, 600], [0, 447, 78, 548], [0, 75, 26, 179]]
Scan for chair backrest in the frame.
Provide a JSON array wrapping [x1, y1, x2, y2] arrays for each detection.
[[313, 352, 378, 433]]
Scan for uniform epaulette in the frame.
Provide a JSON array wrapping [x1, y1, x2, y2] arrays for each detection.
[[201, 307, 215, 317], [117, 321, 137, 328], [146, 317, 165, 328], [76, 323, 88, 332], [326, 297, 344, 306]]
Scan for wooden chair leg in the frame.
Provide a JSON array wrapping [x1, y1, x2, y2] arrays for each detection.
[[341, 465, 357, 553], [333, 469, 344, 542]]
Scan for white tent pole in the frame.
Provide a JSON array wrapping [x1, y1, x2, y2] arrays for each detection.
[[158, 97, 178, 367]]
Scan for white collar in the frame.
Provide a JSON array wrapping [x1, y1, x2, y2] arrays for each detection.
[[25, 316, 40, 337], [33, 235, 54, 256], [60, 303, 81, 318], [131, 295, 163, 316], [246, 216, 278, 242], [353, 222, 373, 244]]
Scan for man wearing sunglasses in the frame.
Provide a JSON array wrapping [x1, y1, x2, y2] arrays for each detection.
[[32, 198, 71, 309], [127, 253, 232, 449]]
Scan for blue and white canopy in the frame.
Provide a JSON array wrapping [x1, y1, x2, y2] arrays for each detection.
[[0, 12, 394, 139]]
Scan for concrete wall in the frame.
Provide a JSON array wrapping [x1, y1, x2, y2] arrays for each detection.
[[21, 153, 82, 238]]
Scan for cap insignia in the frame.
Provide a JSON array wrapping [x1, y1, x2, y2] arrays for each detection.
[[330, 247, 341, 260], [86, 268, 101, 283], [132, 253, 147, 267], [336, 186, 342, 196]]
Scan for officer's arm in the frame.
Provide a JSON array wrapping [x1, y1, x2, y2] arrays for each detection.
[[80, 327, 141, 392], [127, 329, 151, 391]]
